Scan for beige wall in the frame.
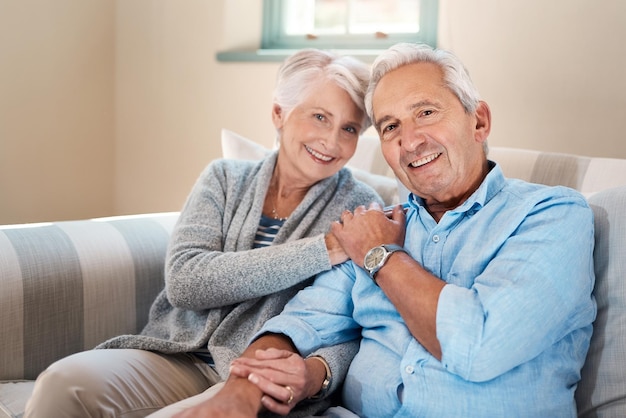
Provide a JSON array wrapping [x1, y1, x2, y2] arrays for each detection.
[[114, 0, 277, 218], [0, 0, 115, 224], [439, 0, 626, 156], [1, 0, 625, 224]]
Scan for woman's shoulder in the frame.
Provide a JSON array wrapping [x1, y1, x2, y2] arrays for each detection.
[[198, 157, 265, 183], [206, 157, 260, 173], [335, 167, 386, 205]]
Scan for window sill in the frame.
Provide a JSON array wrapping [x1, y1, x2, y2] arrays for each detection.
[[216, 49, 383, 63]]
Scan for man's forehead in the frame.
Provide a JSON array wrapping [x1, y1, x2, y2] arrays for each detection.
[[373, 63, 445, 105]]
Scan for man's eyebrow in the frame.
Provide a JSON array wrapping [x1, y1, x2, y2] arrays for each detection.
[[374, 100, 439, 131], [374, 115, 393, 132], [410, 100, 439, 110]]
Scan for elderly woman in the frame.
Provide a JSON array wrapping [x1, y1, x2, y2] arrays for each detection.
[[24, 49, 382, 418]]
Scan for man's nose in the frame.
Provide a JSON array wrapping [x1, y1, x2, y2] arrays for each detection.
[[400, 122, 425, 152]]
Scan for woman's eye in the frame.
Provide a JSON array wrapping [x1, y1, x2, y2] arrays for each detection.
[[314, 113, 325, 121], [344, 126, 357, 134]]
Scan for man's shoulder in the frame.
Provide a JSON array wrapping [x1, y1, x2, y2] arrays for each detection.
[[505, 178, 587, 201]]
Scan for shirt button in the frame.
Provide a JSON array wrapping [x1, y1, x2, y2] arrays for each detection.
[[405, 365, 415, 374], [432, 235, 440, 243]]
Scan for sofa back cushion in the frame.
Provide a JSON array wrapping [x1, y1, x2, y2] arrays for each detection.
[[488, 147, 626, 196], [576, 186, 626, 417], [0, 213, 178, 381]]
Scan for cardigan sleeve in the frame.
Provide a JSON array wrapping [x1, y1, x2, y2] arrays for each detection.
[[165, 159, 383, 311]]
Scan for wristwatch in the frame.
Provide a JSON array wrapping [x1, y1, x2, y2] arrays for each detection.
[[363, 244, 406, 283]]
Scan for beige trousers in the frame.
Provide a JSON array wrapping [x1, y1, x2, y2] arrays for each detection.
[[24, 349, 221, 418]]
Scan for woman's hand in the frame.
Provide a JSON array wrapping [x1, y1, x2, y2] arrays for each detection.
[[325, 231, 349, 265], [230, 348, 324, 415]]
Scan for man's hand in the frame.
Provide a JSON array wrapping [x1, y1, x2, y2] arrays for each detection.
[[332, 202, 406, 267], [335, 203, 444, 359], [172, 375, 261, 418]]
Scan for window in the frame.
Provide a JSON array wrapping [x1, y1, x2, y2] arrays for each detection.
[[262, 0, 438, 51]]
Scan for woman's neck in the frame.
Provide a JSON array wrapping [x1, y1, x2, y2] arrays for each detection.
[[264, 166, 310, 221]]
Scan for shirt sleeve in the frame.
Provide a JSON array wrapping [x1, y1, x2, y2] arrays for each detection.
[[257, 261, 362, 355], [436, 192, 596, 382]]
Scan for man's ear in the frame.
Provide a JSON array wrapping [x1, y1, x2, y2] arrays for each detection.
[[271, 103, 284, 129], [474, 101, 491, 143]]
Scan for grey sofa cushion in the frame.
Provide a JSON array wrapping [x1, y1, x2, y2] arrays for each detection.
[[0, 213, 178, 382], [0, 381, 33, 418], [576, 186, 626, 417]]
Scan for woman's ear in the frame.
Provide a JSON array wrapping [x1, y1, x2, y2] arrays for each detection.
[[271, 104, 284, 129], [474, 101, 491, 143]]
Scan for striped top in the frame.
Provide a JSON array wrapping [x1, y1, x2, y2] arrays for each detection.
[[194, 214, 285, 364], [253, 214, 285, 248]]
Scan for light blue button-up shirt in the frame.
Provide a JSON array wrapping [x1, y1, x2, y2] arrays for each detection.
[[259, 163, 596, 417]]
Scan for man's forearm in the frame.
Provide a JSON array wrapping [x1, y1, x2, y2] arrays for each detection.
[[243, 332, 299, 358]]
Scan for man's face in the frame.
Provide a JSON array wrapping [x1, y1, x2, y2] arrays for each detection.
[[372, 62, 489, 205]]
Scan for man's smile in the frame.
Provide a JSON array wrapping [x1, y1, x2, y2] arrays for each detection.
[[409, 152, 442, 168]]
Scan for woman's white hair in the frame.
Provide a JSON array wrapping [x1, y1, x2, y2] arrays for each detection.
[[365, 43, 481, 120], [273, 49, 371, 131]]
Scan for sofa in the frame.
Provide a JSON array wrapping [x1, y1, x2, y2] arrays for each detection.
[[1, 131, 626, 418]]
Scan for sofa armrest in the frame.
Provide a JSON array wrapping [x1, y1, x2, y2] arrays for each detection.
[[0, 212, 178, 381], [576, 186, 626, 416]]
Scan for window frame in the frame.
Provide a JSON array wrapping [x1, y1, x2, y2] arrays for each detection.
[[261, 0, 439, 51]]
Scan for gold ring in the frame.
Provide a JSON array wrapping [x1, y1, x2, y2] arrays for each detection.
[[285, 385, 294, 405]]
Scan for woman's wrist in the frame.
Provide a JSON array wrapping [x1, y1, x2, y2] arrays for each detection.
[[324, 232, 348, 265], [305, 355, 332, 399]]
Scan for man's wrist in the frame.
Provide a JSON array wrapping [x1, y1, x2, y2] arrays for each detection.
[[224, 374, 265, 413]]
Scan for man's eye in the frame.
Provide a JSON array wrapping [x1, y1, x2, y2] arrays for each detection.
[[383, 124, 397, 132], [344, 126, 357, 134], [422, 110, 434, 117]]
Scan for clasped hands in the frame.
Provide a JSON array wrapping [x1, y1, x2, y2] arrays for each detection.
[[172, 348, 310, 418], [229, 347, 316, 415]]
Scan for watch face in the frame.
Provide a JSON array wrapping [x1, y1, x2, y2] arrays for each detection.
[[365, 246, 386, 269]]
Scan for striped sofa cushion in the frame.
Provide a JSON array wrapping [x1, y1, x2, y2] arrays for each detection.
[[488, 147, 626, 195], [0, 212, 178, 382], [396, 147, 626, 203]]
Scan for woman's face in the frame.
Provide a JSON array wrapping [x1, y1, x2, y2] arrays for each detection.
[[273, 78, 364, 185]]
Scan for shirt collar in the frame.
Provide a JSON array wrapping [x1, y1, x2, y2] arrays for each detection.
[[406, 160, 505, 216]]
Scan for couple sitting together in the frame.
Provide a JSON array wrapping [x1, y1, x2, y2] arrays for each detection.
[[25, 42, 595, 418]]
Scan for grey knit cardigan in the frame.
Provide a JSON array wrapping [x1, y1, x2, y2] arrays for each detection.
[[98, 151, 383, 415]]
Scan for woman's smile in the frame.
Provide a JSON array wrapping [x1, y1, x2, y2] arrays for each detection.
[[304, 144, 335, 163]]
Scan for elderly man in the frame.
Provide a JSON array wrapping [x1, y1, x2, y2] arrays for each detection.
[[177, 43, 596, 418]]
